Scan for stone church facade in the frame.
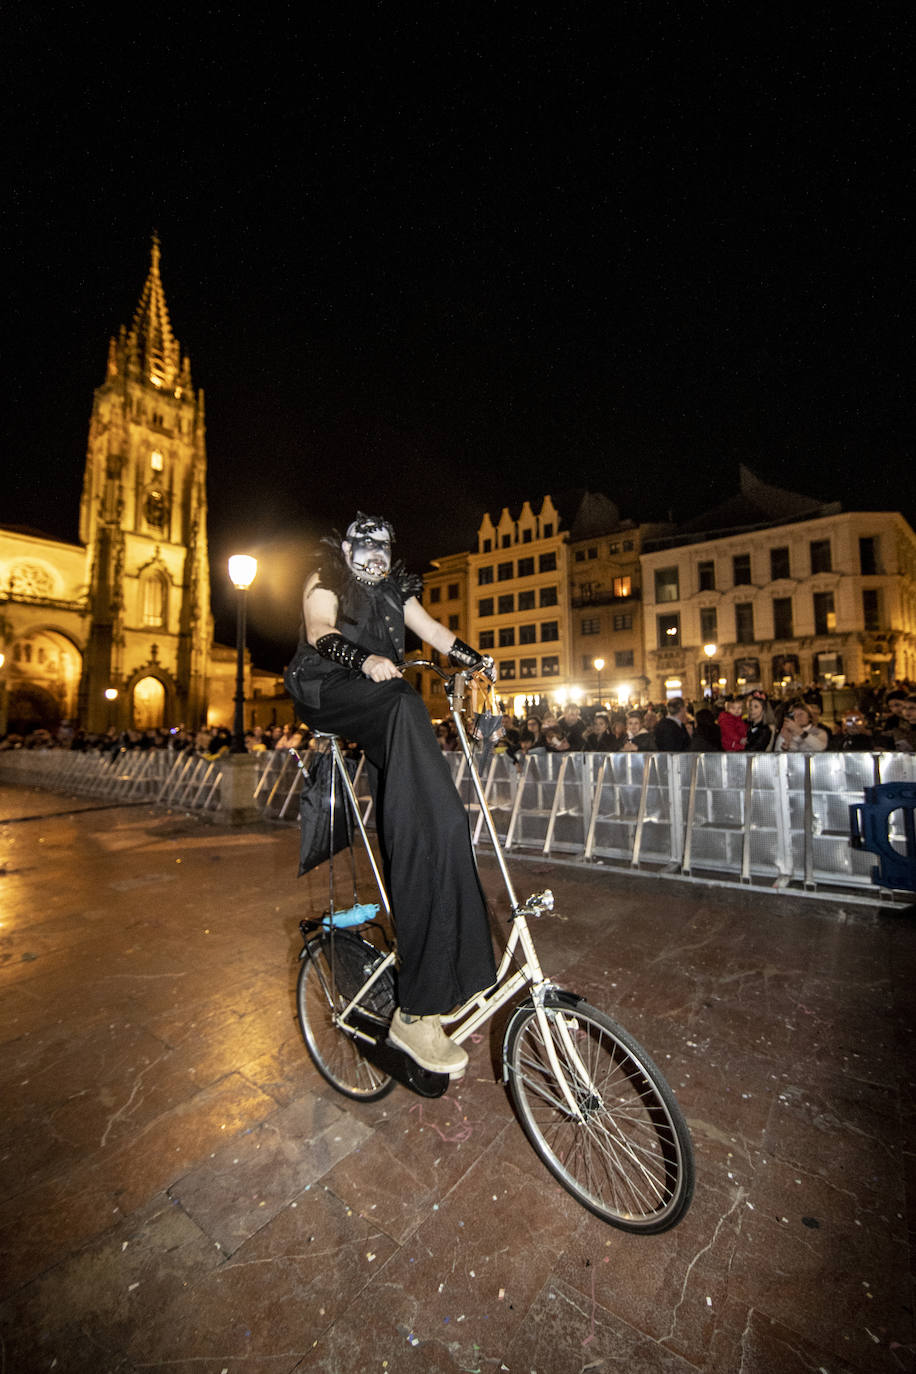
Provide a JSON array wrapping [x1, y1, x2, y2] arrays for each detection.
[[1, 239, 213, 735]]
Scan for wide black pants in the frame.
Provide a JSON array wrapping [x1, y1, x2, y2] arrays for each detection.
[[291, 666, 497, 1014]]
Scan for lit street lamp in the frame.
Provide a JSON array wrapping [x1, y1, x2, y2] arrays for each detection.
[[593, 657, 605, 705], [228, 555, 258, 753], [702, 643, 717, 699]]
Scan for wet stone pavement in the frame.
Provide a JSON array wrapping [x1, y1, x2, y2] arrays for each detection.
[[0, 781, 913, 1374]]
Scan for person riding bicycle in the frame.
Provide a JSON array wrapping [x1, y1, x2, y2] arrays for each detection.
[[284, 512, 498, 1078]]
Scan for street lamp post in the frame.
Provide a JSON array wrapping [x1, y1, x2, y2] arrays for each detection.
[[104, 687, 119, 732], [593, 657, 605, 706], [228, 555, 258, 753], [703, 643, 717, 699]]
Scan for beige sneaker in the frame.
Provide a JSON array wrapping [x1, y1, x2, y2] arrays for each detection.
[[388, 1009, 469, 1079]]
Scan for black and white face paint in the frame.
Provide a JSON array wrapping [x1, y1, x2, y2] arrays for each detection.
[[342, 517, 392, 584]]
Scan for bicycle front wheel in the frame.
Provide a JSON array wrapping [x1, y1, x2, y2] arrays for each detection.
[[297, 930, 395, 1101], [504, 993, 694, 1233]]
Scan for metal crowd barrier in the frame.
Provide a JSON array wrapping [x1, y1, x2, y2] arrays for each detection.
[[3, 745, 915, 897], [0, 747, 178, 802], [442, 748, 916, 896]]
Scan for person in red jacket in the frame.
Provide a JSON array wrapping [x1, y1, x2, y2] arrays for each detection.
[[717, 695, 748, 752]]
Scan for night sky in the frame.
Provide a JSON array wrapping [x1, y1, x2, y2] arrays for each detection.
[[4, 7, 911, 669]]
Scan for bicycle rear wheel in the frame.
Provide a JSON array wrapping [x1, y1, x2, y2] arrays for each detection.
[[504, 992, 694, 1233], [297, 930, 395, 1101]]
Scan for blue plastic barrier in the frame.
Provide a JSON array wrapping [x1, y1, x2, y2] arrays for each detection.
[[849, 782, 916, 892]]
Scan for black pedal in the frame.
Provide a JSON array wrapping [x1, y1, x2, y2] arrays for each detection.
[[358, 1035, 450, 1098]]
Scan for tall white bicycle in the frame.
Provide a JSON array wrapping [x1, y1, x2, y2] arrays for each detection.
[[295, 663, 694, 1233]]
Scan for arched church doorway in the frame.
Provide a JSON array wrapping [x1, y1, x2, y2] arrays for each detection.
[[132, 676, 166, 729], [6, 683, 63, 736], [6, 629, 82, 729]]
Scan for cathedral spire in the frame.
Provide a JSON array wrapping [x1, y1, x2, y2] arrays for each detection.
[[127, 232, 180, 389]]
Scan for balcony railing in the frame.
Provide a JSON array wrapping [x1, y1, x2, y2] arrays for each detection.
[[571, 588, 641, 609]]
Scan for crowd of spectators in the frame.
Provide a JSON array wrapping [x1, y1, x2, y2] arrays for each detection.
[[452, 681, 916, 761], [3, 682, 914, 761], [0, 721, 310, 758]]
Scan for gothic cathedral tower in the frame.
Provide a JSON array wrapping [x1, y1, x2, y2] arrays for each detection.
[[78, 237, 211, 731]]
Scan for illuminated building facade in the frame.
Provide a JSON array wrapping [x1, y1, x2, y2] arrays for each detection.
[[640, 469, 916, 699], [0, 239, 213, 734]]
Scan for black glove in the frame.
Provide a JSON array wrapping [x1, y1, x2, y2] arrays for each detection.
[[448, 637, 496, 682]]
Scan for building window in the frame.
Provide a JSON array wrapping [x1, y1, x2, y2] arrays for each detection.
[[735, 602, 754, 644], [517, 556, 534, 577], [813, 590, 836, 635], [770, 546, 790, 580], [478, 630, 494, 649], [613, 613, 633, 631], [497, 561, 513, 581], [698, 561, 715, 591], [541, 621, 559, 642], [615, 650, 634, 668], [429, 586, 441, 603], [519, 624, 537, 644], [587, 546, 598, 560], [482, 539, 492, 552], [575, 550, 586, 562], [499, 660, 516, 679], [522, 528, 532, 543], [478, 566, 493, 585], [773, 653, 800, 683], [150, 449, 164, 471], [622, 539, 634, 551], [810, 539, 832, 574], [862, 588, 880, 630], [608, 542, 619, 554], [612, 576, 632, 598], [502, 534, 512, 548], [581, 654, 594, 673], [542, 655, 559, 676], [699, 606, 717, 642], [733, 553, 751, 586], [498, 626, 515, 647], [581, 617, 600, 635], [141, 569, 168, 627], [498, 593, 514, 614], [447, 582, 459, 599], [520, 657, 537, 677], [479, 598, 494, 617], [543, 523, 554, 538], [539, 586, 558, 607], [814, 650, 843, 681], [539, 552, 557, 573], [772, 597, 793, 639], [448, 614, 459, 631], [518, 589, 535, 611], [859, 537, 878, 575], [734, 657, 761, 686], [655, 567, 679, 602], [656, 612, 680, 647]]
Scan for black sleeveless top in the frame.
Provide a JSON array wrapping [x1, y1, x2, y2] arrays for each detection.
[[285, 564, 418, 711]]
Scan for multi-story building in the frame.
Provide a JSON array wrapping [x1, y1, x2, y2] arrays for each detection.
[[464, 496, 572, 715], [569, 519, 673, 704], [640, 468, 916, 699], [422, 491, 640, 715]]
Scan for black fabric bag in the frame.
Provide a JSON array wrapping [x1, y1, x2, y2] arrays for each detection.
[[297, 748, 358, 876]]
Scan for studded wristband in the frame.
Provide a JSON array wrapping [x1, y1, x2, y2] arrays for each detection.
[[315, 633, 371, 672], [448, 637, 483, 669]]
